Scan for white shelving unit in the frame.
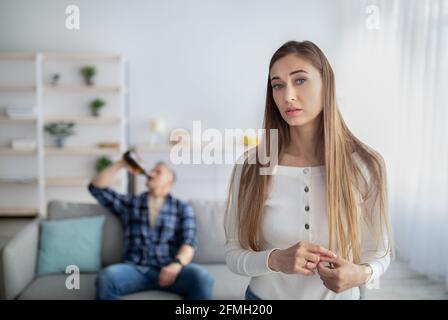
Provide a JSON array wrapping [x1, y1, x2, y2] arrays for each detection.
[[0, 52, 39, 217], [0, 52, 129, 217]]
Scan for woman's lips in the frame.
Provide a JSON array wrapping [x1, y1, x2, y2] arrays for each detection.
[[285, 108, 304, 116]]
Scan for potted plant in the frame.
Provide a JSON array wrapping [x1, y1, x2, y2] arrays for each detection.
[[80, 65, 96, 86], [90, 98, 106, 117], [95, 156, 113, 172], [44, 122, 76, 148]]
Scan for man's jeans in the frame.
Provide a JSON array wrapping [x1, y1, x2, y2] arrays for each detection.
[[96, 262, 214, 300]]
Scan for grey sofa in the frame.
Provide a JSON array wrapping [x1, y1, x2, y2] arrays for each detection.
[[0, 199, 250, 300]]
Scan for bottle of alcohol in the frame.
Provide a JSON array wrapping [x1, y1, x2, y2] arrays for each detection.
[[123, 150, 151, 180]]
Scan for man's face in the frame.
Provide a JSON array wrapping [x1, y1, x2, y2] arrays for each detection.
[[146, 163, 174, 190]]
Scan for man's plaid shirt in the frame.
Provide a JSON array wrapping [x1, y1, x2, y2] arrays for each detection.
[[88, 183, 197, 268]]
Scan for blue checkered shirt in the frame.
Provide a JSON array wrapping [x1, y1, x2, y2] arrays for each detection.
[[88, 183, 197, 269]]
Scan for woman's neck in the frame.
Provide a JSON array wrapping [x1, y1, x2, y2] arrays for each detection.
[[281, 118, 324, 166]]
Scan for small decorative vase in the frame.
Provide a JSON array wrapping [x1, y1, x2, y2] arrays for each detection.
[[86, 77, 94, 86], [51, 74, 60, 86], [56, 137, 66, 148]]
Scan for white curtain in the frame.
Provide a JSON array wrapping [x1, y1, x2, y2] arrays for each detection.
[[336, 0, 448, 289]]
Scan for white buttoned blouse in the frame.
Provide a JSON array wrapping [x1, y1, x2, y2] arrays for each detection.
[[225, 152, 391, 300]]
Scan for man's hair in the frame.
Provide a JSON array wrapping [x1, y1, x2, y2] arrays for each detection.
[[155, 161, 177, 183]]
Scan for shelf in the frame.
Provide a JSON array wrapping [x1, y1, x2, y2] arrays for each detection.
[[0, 85, 36, 92], [0, 51, 127, 216], [45, 176, 121, 187], [0, 53, 35, 60], [136, 143, 253, 154], [0, 147, 37, 155], [45, 146, 121, 156], [0, 178, 38, 185], [0, 207, 39, 217], [43, 85, 122, 93], [44, 116, 121, 125], [42, 53, 121, 62], [0, 116, 37, 123], [136, 144, 173, 152]]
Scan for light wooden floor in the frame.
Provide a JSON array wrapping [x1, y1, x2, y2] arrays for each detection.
[[365, 260, 448, 300]]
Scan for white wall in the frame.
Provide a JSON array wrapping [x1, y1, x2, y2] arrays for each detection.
[[0, 0, 343, 142], [0, 0, 344, 200]]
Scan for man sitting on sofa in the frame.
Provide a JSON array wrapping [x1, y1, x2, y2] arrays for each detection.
[[88, 159, 214, 300]]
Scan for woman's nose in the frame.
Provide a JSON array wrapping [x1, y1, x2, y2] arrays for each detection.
[[284, 85, 296, 103]]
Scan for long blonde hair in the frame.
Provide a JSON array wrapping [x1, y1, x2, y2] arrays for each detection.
[[225, 40, 393, 263]]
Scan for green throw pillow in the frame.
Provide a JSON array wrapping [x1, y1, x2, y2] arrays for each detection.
[[37, 215, 105, 275]]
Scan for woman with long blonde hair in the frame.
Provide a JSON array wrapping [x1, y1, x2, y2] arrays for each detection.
[[225, 40, 393, 300]]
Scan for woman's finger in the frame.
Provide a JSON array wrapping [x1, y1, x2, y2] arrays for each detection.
[[305, 262, 318, 270], [306, 243, 337, 258], [319, 255, 343, 268], [317, 262, 336, 277], [304, 252, 320, 264], [318, 255, 337, 263]]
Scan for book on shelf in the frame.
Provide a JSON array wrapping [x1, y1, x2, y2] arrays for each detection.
[[0, 176, 36, 183], [4, 105, 37, 119], [98, 142, 120, 149], [11, 139, 37, 150]]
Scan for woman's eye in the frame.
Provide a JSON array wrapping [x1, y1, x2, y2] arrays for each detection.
[[272, 83, 283, 90], [295, 78, 306, 85]]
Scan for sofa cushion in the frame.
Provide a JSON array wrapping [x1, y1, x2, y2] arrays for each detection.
[[18, 275, 227, 300], [37, 215, 105, 275], [19, 274, 184, 300], [47, 201, 124, 267], [204, 264, 250, 300], [189, 200, 227, 264], [18, 266, 249, 300], [121, 291, 182, 300], [18, 274, 97, 300]]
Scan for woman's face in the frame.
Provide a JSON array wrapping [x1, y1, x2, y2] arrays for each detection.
[[270, 54, 323, 127]]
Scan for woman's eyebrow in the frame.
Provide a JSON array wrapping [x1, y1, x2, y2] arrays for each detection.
[[270, 69, 308, 81]]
